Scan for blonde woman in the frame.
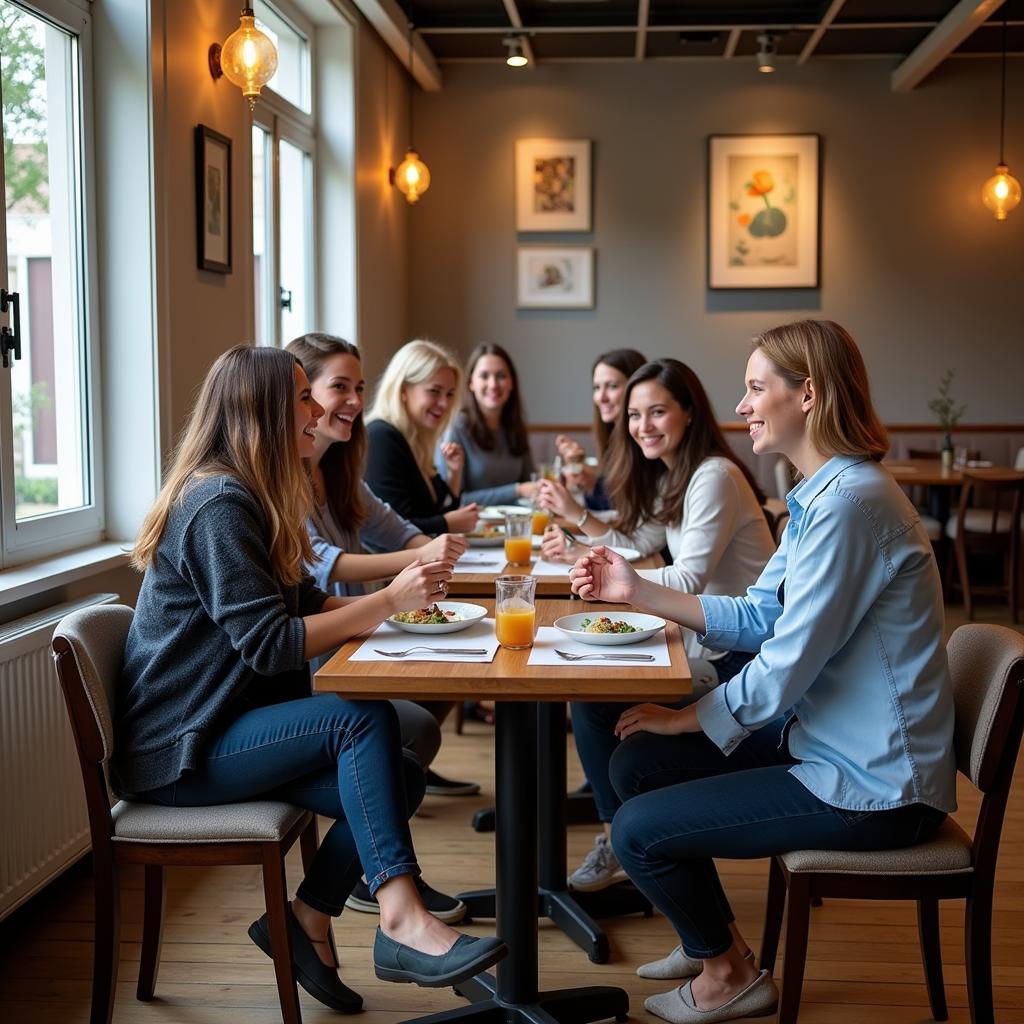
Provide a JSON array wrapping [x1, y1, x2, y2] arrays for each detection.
[[114, 346, 505, 1013], [365, 339, 480, 536]]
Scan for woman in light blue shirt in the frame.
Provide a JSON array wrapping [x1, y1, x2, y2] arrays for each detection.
[[569, 320, 955, 1024]]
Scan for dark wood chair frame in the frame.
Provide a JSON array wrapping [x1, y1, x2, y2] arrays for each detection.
[[758, 652, 1024, 1024], [951, 473, 1024, 624], [52, 634, 328, 1024]]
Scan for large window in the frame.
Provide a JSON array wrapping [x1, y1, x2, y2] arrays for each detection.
[[0, 0, 101, 564], [252, 0, 316, 347]]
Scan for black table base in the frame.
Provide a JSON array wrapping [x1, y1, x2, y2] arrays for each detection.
[[403, 702, 629, 1024], [464, 703, 651, 964]]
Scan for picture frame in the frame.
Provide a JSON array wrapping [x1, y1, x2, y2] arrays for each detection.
[[707, 133, 820, 289], [517, 246, 594, 309], [515, 138, 592, 232], [195, 124, 232, 273]]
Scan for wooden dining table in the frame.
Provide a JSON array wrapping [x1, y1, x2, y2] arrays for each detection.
[[885, 459, 1020, 523], [314, 599, 691, 1024]]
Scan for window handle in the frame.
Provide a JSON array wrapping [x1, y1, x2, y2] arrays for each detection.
[[279, 286, 293, 312], [0, 289, 21, 370]]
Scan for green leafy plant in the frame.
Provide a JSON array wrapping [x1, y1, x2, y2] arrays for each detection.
[[927, 369, 967, 431]]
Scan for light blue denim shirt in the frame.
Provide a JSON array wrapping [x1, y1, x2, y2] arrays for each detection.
[[695, 455, 956, 813]]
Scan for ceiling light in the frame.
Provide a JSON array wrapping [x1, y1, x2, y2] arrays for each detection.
[[390, 2, 431, 204], [504, 36, 528, 68], [756, 33, 777, 74], [980, 16, 1021, 221], [208, 7, 278, 110]]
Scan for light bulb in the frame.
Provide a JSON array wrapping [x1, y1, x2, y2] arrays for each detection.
[[503, 36, 528, 68], [394, 149, 431, 204], [981, 164, 1022, 221], [219, 8, 278, 110]]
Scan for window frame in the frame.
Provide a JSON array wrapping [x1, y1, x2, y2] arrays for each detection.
[[0, 0, 103, 567]]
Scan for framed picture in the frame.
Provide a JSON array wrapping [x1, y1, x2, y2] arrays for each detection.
[[195, 124, 232, 273], [515, 138, 591, 232], [707, 133, 820, 289], [517, 246, 594, 309]]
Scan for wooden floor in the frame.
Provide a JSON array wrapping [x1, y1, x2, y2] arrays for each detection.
[[1, 602, 1022, 1024]]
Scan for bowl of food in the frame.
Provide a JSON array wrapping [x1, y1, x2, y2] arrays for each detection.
[[553, 611, 666, 646], [467, 523, 505, 547], [389, 602, 488, 634]]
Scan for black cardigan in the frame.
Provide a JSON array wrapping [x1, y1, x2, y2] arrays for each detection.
[[365, 420, 456, 535]]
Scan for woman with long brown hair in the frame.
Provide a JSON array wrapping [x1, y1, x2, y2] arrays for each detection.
[[444, 343, 537, 506], [553, 347, 647, 510], [115, 345, 505, 1013], [569, 321, 954, 1024], [538, 358, 774, 894]]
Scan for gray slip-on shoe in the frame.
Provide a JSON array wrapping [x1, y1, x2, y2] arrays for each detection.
[[637, 946, 755, 981], [644, 970, 778, 1024], [373, 928, 507, 988]]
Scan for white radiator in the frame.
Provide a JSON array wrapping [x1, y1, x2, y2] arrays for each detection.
[[0, 592, 119, 920]]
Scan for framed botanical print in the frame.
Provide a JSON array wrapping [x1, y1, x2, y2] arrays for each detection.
[[517, 246, 594, 309], [195, 124, 232, 273], [707, 133, 820, 289]]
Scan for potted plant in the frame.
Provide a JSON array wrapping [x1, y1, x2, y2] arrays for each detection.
[[927, 369, 967, 468]]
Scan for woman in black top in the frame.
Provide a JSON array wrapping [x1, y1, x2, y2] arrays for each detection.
[[365, 339, 480, 536], [118, 345, 504, 1011]]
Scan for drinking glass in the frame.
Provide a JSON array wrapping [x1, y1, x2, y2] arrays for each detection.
[[495, 574, 537, 650], [504, 510, 533, 566]]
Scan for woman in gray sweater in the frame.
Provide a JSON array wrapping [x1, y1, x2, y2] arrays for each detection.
[[115, 345, 505, 1012], [443, 343, 538, 506]]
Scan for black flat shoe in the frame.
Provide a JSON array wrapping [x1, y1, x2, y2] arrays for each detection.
[[373, 928, 507, 988], [248, 904, 364, 1014]]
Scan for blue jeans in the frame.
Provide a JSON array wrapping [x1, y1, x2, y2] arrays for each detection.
[[142, 694, 424, 916], [570, 648, 753, 822], [607, 716, 947, 959]]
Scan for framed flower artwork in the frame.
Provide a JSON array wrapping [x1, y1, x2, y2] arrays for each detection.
[[517, 246, 594, 309], [515, 138, 592, 232], [707, 134, 820, 289]]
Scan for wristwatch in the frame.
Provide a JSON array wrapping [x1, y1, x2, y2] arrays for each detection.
[[575, 508, 590, 530]]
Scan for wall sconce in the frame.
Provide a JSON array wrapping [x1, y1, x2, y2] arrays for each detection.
[[390, 3, 431, 204], [209, 6, 278, 111], [980, 16, 1020, 221], [756, 33, 777, 74], [504, 36, 529, 68]]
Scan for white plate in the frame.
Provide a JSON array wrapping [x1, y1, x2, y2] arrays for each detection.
[[468, 533, 505, 548], [389, 602, 488, 634], [527, 538, 642, 561], [553, 611, 666, 646], [479, 505, 530, 521]]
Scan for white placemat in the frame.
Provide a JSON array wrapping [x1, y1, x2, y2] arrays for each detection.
[[523, 559, 573, 577], [453, 551, 506, 572], [350, 618, 500, 663], [526, 626, 671, 667]]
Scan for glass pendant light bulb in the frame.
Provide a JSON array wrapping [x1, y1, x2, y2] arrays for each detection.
[[981, 164, 1022, 221], [394, 149, 431, 204], [220, 7, 278, 110]]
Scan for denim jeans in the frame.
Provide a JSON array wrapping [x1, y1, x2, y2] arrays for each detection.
[[608, 716, 947, 959], [142, 694, 424, 916], [570, 648, 753, 822]]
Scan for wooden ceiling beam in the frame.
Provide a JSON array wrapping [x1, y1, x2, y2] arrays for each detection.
[[349, 0, 443, 91], [724, 27, 741, 58], [892, 0, 1006, 91], [635, 0, 650, 60], [799, 0, 847, 64]]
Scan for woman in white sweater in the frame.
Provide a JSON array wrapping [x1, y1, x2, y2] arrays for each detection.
[[538, 358, 775, 892]]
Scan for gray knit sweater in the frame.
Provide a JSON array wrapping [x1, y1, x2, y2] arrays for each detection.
[[112, 475, 328, 795]]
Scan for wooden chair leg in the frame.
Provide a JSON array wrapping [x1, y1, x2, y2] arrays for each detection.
[[262, 843, 302, 1024], [776, 873, 812, 1024], [453, 700, 465, 735], [136, 864, 166, 1002], [916, 897, 948, 1021], [965, 890, 995, 1024], [759, 857, 786, 974], [955, 530, 974, 621], [91, 856, 120, 1024], [297, 815, 339, 967]]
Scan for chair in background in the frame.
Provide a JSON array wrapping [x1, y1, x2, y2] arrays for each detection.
[[759, 623, 1024, 1024], [946, 469, 1024, 623], [772, 510, 790, 546], [52, 604, 321, 1024]]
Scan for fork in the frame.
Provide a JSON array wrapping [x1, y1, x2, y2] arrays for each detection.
[[554, 649, 656, 662], [374, 646, 489, 658]]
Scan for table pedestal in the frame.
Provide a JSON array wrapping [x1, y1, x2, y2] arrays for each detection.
[[409, 702, 628, 1024], [462, 704, 651, 963]]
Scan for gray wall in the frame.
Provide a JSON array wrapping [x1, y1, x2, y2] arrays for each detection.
[[408, 58, 1024, 427]]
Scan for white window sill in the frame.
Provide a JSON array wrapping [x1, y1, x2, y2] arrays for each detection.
[[0, 541, 131, 605]]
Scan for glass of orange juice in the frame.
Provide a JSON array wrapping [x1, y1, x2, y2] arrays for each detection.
[[531, 505, 550, 535], [504, 510, 533, 566], [495, 575, 537, 650]]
